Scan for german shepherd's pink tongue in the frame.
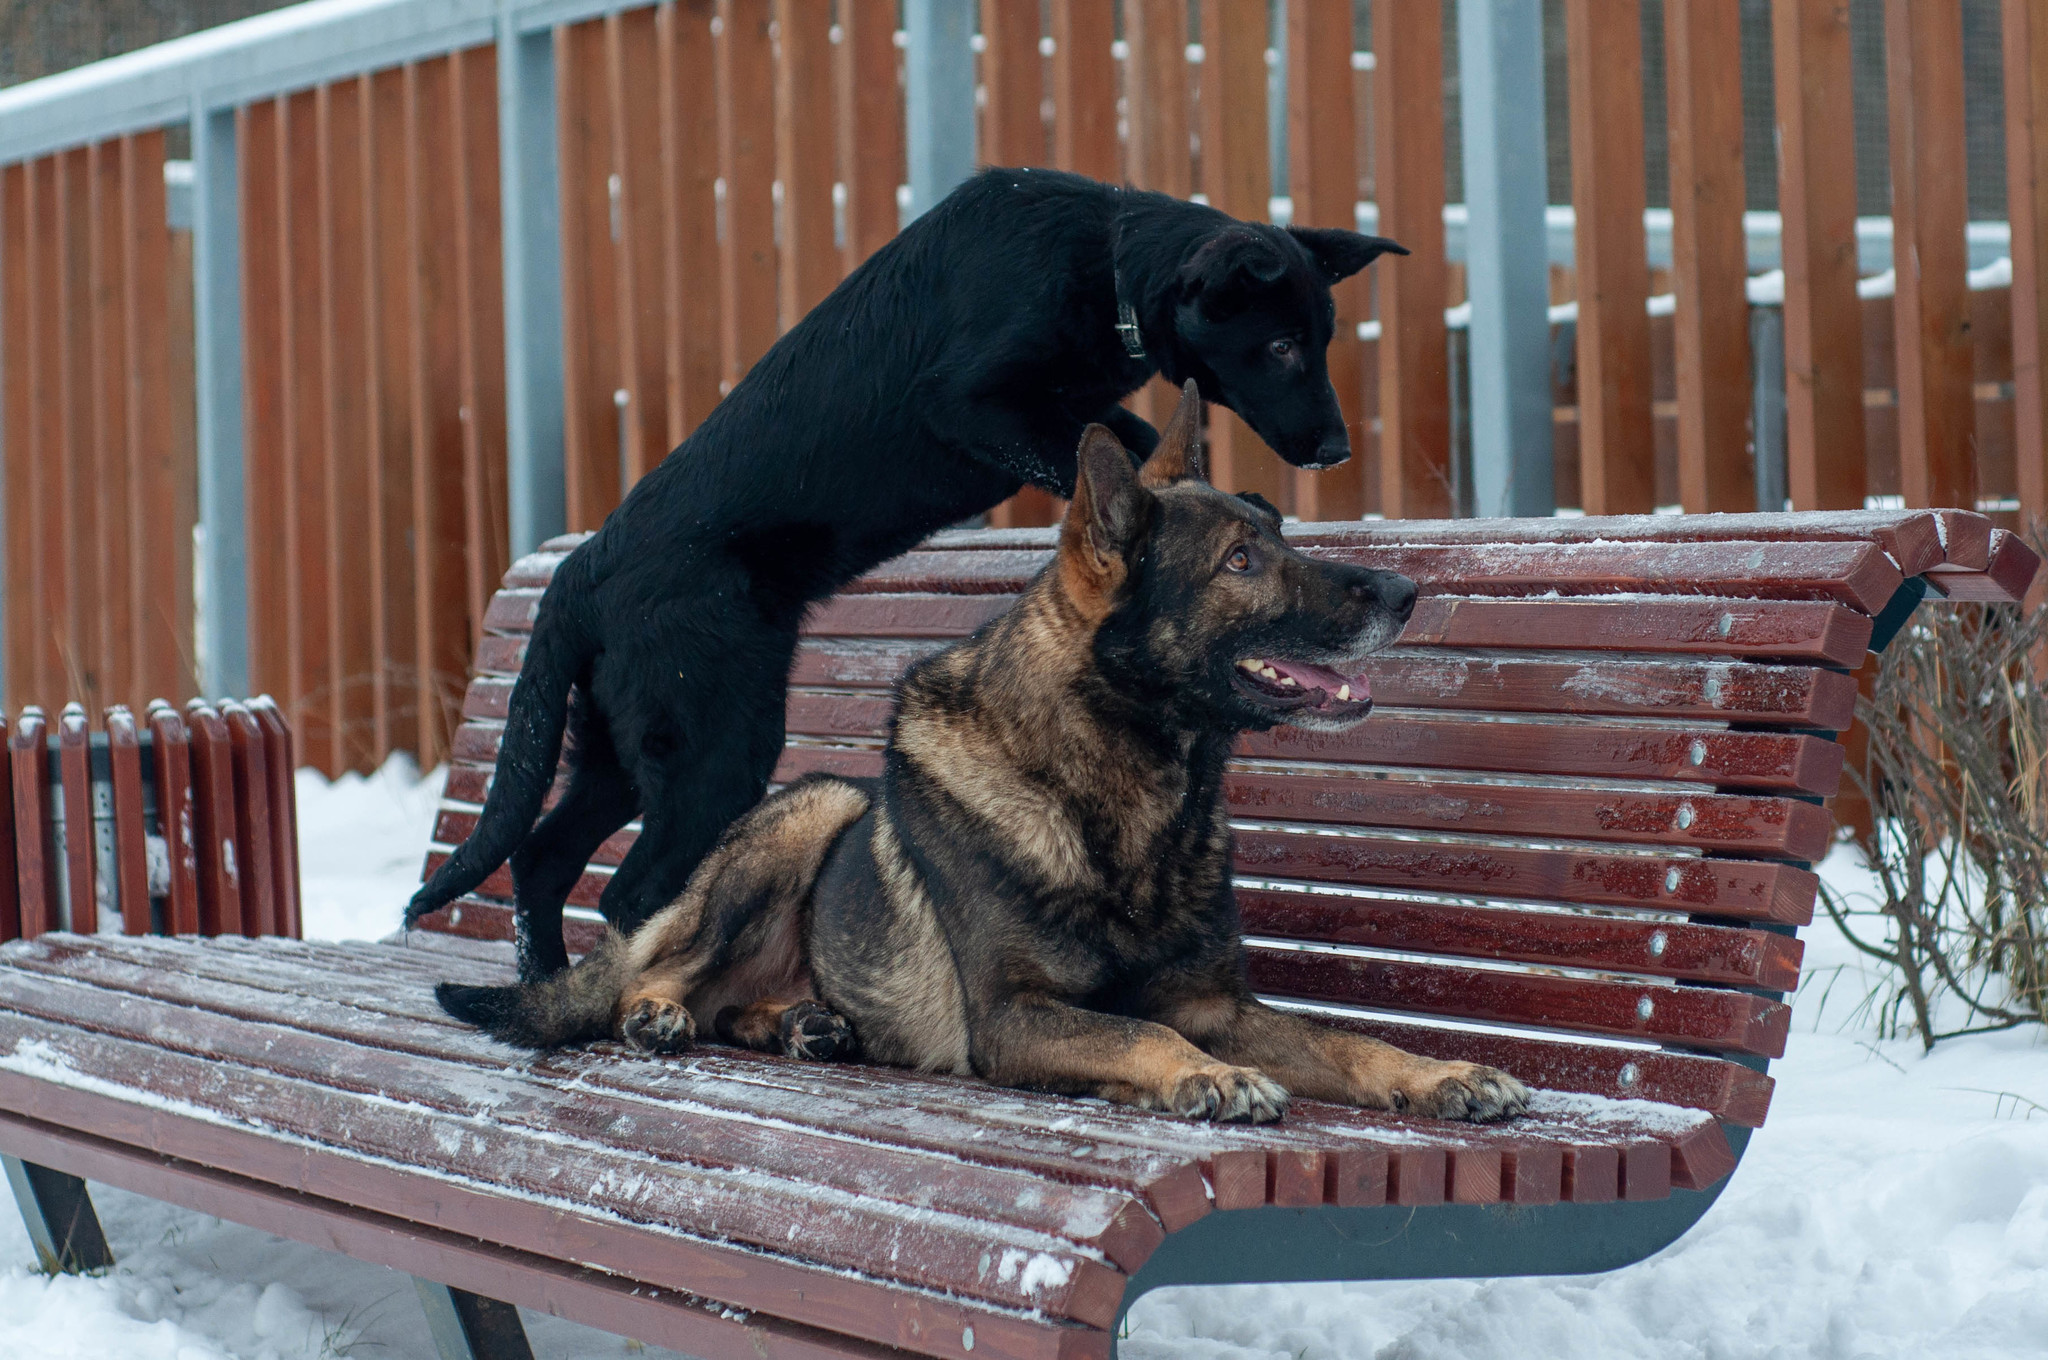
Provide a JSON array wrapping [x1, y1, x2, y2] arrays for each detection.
[[1234, 656, 1372, 710]]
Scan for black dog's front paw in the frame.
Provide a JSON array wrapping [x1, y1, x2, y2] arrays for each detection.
[[620, 997, 697, 1054], [779, 1000, 857, 1061]]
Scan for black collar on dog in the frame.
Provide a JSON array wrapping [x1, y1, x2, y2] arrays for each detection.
[[1111, 192, 1148, 361]]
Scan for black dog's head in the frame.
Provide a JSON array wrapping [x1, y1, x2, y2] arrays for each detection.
[[1167, 225, 1405, 470], [1058, 382, 1416, 734]]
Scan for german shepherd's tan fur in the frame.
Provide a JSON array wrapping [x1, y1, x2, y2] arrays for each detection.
[[438, 384, 1530, 1124]]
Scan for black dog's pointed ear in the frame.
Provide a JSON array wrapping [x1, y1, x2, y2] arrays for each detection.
[[1177, 229, 1290, 317], [1141, 379, 1207, 488], [1060, 425, 1151, 598], [1286, 227, 1408, 283]]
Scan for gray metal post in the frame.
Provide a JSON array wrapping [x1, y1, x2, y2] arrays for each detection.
[[1457, 0, 1554, 517], [414, 1278, 535, 1360], [1751, 304, 1787, 512], [192, 100, 248, 697], [4, 1155, 114, 1274], [498, 11, 566, 558], [904, 0, 976, 220]]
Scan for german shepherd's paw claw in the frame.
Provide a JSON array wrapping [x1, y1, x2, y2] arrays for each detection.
[[1167, 1066, 1289, 1124], [780, 1001, 856, 1061], [1408, 1062, 1530, 1122], [621, 998, 697, 1054]]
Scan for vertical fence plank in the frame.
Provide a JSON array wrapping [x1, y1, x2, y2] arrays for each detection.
[[89, 142, 136, 707], [610, 9, 672, 488], [280, 90, 335, 775], [146, 701, 200, 935], [104, 706, 150, 935], [1884, 0, 1975, 510], [0, 715, 16, 943], [9, 709, 55, 939], [408, 57, 473, 768], [368, 68, 417, 765], [2009, 0, 2048, 533], [122, 130, 186, 709], [1665, 0, 1752, 512], [57, 149, 98, 706], [1123, 0, 1192, 432], [1773, 0, 1865, 510], [776, 0, 839, 332], [1, 164, 32, 708], [239, 102, 290, 720], [1050, 0, 1118, 181], [557, 20, 623, 531], [454, 44, 511, 665], [1372, 0, 1451, 519], [1290, 0, 1368, 520], [183, 700, 241, 936], [1564, 0, 1655, 514], [979, 0, 1061, 530], [249, 696, 300, 939], [838, 0, 905, 274], [719, 0, 779, 391], [56, 704, 95, 936], [1200, 0, 1288, 511], [320, 78, 377, 771], [27, 159, 61, 708], [664, 0, 725, 438]]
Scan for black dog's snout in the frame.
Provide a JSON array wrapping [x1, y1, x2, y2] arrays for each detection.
[[1351, 571, 1416, 621], [1311, 435, 1352, 468]]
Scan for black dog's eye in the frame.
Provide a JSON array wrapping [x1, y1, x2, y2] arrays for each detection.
[[1225, 545, 1253, 573], [1269, 339, 1296, 361]]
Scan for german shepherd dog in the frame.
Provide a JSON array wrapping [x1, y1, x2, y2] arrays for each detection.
[[405, 167, 1406, 983], [437, 386, 1530, 1125]]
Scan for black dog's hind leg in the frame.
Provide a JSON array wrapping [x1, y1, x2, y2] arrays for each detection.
[[509, 707, 639, 981]]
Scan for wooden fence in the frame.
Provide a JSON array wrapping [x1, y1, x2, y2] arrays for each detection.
[[2, 0, 2045, 774]]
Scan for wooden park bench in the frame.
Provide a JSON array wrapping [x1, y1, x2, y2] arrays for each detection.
[[0, 510, 2036, 1360]]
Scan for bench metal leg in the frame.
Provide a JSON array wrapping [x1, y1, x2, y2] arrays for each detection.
[[3, 1154, 115, 1273], [414, 1278, 535, 1360]]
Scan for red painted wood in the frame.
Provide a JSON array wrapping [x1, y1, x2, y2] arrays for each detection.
[[249, 697, 302, 939], [182, 700, 242, 936], [220, 702, 278, 937], [0, 714, 16, 942], [145, 701, 200, 935], [56, 703, 96, 935], [9, 708, 56, 938], [1927, 530, 2043, 603], [104, 706, 150, 935], [1237, 887, 1805, 990]]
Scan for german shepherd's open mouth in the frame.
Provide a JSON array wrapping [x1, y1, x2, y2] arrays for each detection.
[[438, 381, 1527, 1126]]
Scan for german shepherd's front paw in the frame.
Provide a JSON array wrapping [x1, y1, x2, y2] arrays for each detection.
[[1165, 1065, 1289, 1124], [1396, 1061, 1529, 1122], [620, 997, 697, 1054], [779, 1000, 857, 1061]]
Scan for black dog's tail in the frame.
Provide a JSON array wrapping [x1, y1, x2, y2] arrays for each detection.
[[435, 933, 630, 1047], [405, 596, 589, 929]]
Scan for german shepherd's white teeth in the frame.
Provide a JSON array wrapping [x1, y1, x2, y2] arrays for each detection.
[[1337, 684, 1351, 701], [1277, 675, 1297, 687], [1238, 658, 1266, 674]]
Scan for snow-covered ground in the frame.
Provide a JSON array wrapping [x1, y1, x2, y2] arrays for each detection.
[[3, 758, 2046, 1359]]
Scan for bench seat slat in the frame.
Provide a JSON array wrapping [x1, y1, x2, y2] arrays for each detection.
[[0, 973, 1131, 1325], [847, 542, 1906, 615], [1236, 887, 1803, 989], [1243, 947, 1790, 1057]]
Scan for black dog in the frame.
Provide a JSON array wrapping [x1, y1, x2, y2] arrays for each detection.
[[406, 167, 1405, 981]]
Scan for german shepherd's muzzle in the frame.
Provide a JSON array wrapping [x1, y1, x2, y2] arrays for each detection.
[[437, 384, 1530, 1125]]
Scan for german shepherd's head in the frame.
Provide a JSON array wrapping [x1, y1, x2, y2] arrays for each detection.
[[1056, 381, 1417, 738]]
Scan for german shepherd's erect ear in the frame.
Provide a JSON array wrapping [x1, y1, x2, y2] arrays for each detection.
[[1060, 423, 1152, 602], [1138, 379, 1207, 488]]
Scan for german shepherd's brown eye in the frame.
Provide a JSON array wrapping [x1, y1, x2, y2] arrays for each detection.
[[1225, 545, 1253, 573], [1268, 339, 1296, 361]]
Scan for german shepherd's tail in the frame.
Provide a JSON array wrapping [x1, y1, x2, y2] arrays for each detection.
[[435, 933, 634, 1047], [404, 583, 592, 931]]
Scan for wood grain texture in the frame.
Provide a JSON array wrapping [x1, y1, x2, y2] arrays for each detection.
[[146, 701, 200, 935], [88, 141, 135, 707], [1883, 0, 1975, 510], [366, 69, 416, 764], [2007, 0, 2048, 532], [1371, 0, 1450, 518], [8, 709, 55, 939], [1564, 0, 1654, 513], [0, 165, 31, 709], [1663, 0, 1752, 512], [1050, 0, 1118, 180], [183, 700, 242, 936], [718, 0, 778, 390], [557, 20, 623, 532], [1772, 0, 1866, 509], [661, 0, 724, 437], [609, 9, 671, 490], [837, 0, 905, 273]]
